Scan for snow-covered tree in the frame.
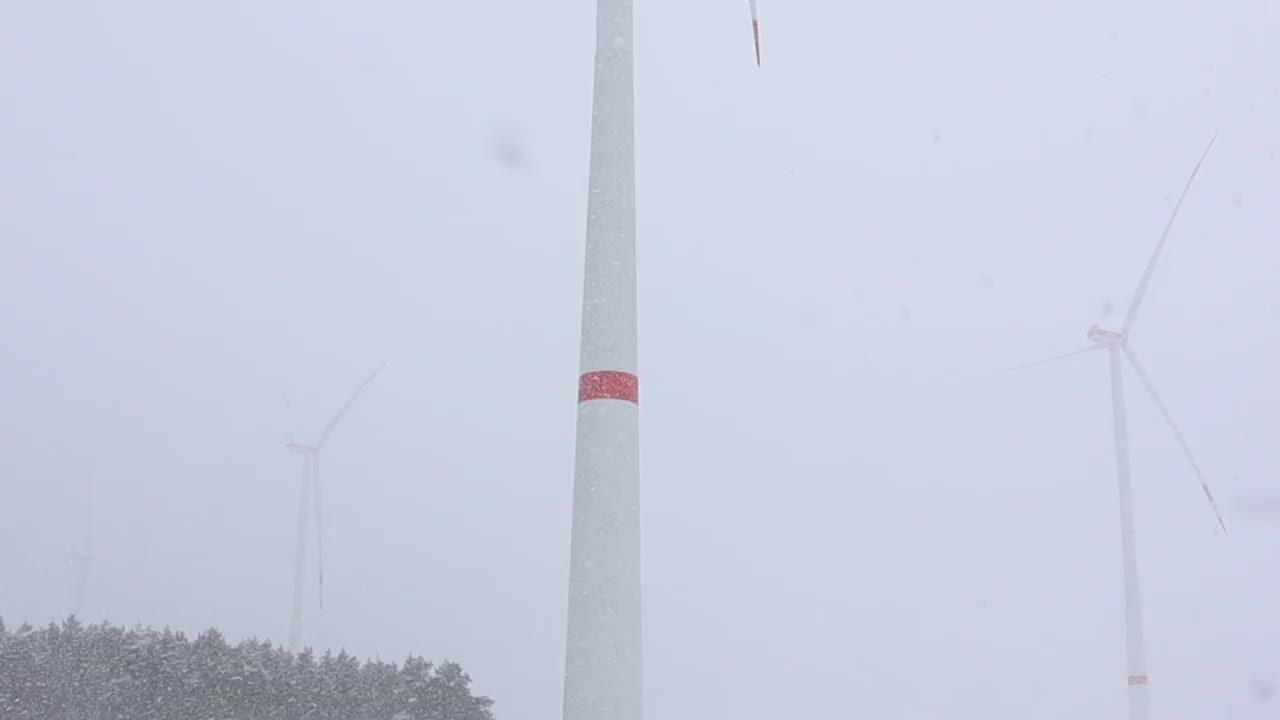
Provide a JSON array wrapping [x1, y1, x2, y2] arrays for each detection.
[[0, 617, 496, 720]]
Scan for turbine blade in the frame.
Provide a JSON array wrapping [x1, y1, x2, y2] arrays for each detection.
[[1001, 344, 1103, 372], [1122, 345, 1228, 534], [1122, 133, 1218, 336], [316, 362, 387, 451], [312, 454, 325, 611], [748, 0, 761, 66], [283, 394, 303, 443]]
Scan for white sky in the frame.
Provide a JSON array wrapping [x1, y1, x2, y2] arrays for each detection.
[[1, 1, 1278, 719]]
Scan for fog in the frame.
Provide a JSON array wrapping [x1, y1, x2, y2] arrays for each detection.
[[1, 1, 1278, 718]]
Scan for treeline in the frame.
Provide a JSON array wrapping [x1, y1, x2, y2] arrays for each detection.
[[0, 616, 495, 720]]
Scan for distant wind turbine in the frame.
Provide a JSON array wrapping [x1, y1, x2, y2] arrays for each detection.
[[66, 471, 95, 619], [284, 363, 385, 653], [1005, 135, 1226, 720]]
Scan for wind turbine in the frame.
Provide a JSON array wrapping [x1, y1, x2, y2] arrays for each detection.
[[1005, 136, 1227, 720], [284, 363, 385, 654], [66, 471, 95, 619]]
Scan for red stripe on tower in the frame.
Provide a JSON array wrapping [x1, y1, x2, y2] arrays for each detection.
[[578, 370, 638, 404], [1128, 674, 1149, 686]]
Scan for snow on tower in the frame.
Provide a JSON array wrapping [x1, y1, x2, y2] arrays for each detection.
[[562, 0, 640, 718]]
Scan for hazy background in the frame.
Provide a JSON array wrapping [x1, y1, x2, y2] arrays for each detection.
[[1, 1, 1277, 718]]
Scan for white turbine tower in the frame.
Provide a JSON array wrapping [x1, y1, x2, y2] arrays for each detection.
[[1006, 136, 1227, 720], [65, 551, 91, 619], [285, 364, 385, 654], [66, 472, 94, 619], [563, 0, 642, 717], [564, 0, 760, 716]]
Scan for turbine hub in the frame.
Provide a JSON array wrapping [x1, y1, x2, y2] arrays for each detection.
[[1087, 324, 1125, 346]]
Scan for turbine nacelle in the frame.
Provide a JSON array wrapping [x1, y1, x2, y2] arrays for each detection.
[[1087, 325, 1126, 347]]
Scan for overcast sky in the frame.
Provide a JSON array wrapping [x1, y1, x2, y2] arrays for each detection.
[[1, 1, 1278, 719]]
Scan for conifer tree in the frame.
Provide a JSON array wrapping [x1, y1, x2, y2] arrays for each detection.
[[0, 617, 496, 720]]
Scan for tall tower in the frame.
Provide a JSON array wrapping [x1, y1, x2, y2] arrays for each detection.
[[562, 0, 640, 718]]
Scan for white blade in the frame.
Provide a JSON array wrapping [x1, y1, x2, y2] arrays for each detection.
[[748, 0, 761, 66], [1001, 344, 1104, 372], [312, 454, 325, 611], [1122, 134, 1218, 336], [283, 394, 303, 445], [1122, 345, 1228, 534], [316, 362, 387, 451]]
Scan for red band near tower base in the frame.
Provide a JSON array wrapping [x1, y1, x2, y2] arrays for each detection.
[[578, 370, 638, 404], [1128, 674, 1149, 686]]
